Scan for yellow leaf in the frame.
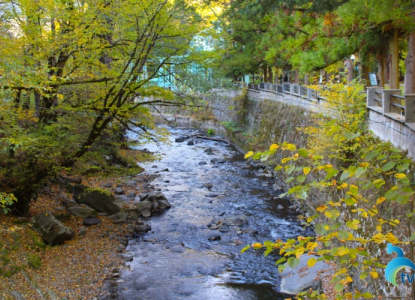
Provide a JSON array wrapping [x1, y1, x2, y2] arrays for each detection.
[[270, 144, 279, 151], [307, 257, 317, 267], [359, 162, 369, 168], [337, 247, 350, 256], [307, 242, 318, 250], [244, 151, 254, 159], [251, 242, 263, 249], [286, 144, 297, 151], [385, 232, 399, 244], [370, 271, 378, 279], [295, 248, 304, 259], [395, 173, 407, 179], [376, 197, 386, 205], [316, 205, 328, 212], [303, 167, 310, 175]]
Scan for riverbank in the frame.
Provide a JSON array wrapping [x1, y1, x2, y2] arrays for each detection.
[[0, 150, 157, 300]]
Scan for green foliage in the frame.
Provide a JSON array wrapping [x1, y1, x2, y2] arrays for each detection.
[[26, 253, 42, 269], [207, 128, 215, 136], [0, 193, 17, 214], [243, 83, 415, 298]]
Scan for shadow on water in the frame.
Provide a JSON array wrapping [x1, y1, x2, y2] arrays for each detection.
[[118, 126, 311, 300]]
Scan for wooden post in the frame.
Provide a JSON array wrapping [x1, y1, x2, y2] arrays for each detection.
[[389, 29, 400, 89], [405, 1, 415, 94], [304, 74, 309, 85], [377, 54, 386, 88], [345, 58, 354, 84], [263, 66, 268, 83]]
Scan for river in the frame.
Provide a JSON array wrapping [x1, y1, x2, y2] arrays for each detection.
[[117, 126, 311, 299]]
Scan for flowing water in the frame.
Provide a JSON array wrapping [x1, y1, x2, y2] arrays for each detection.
[[118, 126, 312, 300]]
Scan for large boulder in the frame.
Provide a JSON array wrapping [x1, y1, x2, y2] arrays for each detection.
[[73, 185, 120, 215], [139, 192, 171, 211], [31, 212, 75, 246], [69, 206, 97, 218], [278, 255, 330, 295]]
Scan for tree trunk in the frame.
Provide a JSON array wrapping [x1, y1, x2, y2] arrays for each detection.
[[405, 19, 415, 94], [389, 29, 400, 89], [304, 74, 309, 85], [293, 70, 299, 83], [14, 90, 21, 109], [34, 91, 41, 118], [263, 66, 268, 83], [268, 66, 273, 83], [377, 54, 386, 88], [345, 58, 354, 84], [361, 64, 370, 89], [22, 90, 31, 110]]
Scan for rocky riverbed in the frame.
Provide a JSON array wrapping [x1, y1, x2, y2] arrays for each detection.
[[108, 126, 317, 299]]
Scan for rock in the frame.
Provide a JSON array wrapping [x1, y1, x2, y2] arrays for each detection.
[[73, 185, 120, 215], [198, 161, 207, 165], [126, 192, 135, 199], [278, 205, 284, 209], [126, 180, 137, 187], [136, 200, 153, 212], [219, 225, 230, 232], [204, 147, 213, 154], [108, 212, 127, 224], [31, 212, 75, 246], [78, 228, 87, 237], [82, 218, 101, 226], [175, 137, 185, 142], [126, 224, 135, 232], [69, 206, 97, 218], [208, 235, 221, 241], [243, 228, 258, 234], [209, 225, 219, 230], [16, 217, 30, 223], [114, 187, 124, 195], [201, 183, 213, 189], [279, 255, 330, 295], [103, 182, 114, 188], [139, 192, 171, 211], [134, 224, 151, 233], [58, 174, 82, 184], [228, 218, 243, 226], [117, 195, 130, 202], [187, 140, 194, 145], [54, 213, 71, 223], [211, 158, 226, 164], [60, 196, 77, 208], [205, 194, 219, 198], [157, 200, 171, 210], [141, 209, 151, 218]]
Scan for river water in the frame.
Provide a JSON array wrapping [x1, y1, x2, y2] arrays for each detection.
[[118, 126, 311, 299]]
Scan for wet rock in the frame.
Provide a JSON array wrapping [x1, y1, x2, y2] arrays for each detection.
[[157, 200, 171, 210], [78, 228, 87, 237], [219, 225, 230, 232], [205, 194, 219, 198], [73, 185, 120, 215], [31, 212, 75, 246], [69, 206, 97, 218], [243, 228, 258, 234], [103, 182, 114, 188], [134, 224, 151, 233], [210, 158, 226, 164], [82, 218, 101, 226], [278, 205, 284, 209], [204, 147, 213, 154], [209, 225, 219, 230], [201, 183, 213, 189], [139, 192, 171, 211], [126, 224, 135, 232], [279, 255, 330, 295], [141, 209, 152, 218], [257, 169, 264, 173], [208, 235, 221, 241], [175, 137, 185, 143], [114, 187, 124, 195], [228, 218, 243, 226], [136, 200, 153, 212], [198, 161, 207, 165], [187, 140, 195, 145]]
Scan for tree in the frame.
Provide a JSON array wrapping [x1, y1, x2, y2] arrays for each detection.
[[0, 0, 207, 214]]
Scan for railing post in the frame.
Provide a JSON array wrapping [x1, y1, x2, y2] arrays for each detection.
[[367, 87, 382, 107], [405, 94, 415, 122], [290, 84, 295, 94], [382, 89, 401, 114], [307, 88, 313, 101]]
